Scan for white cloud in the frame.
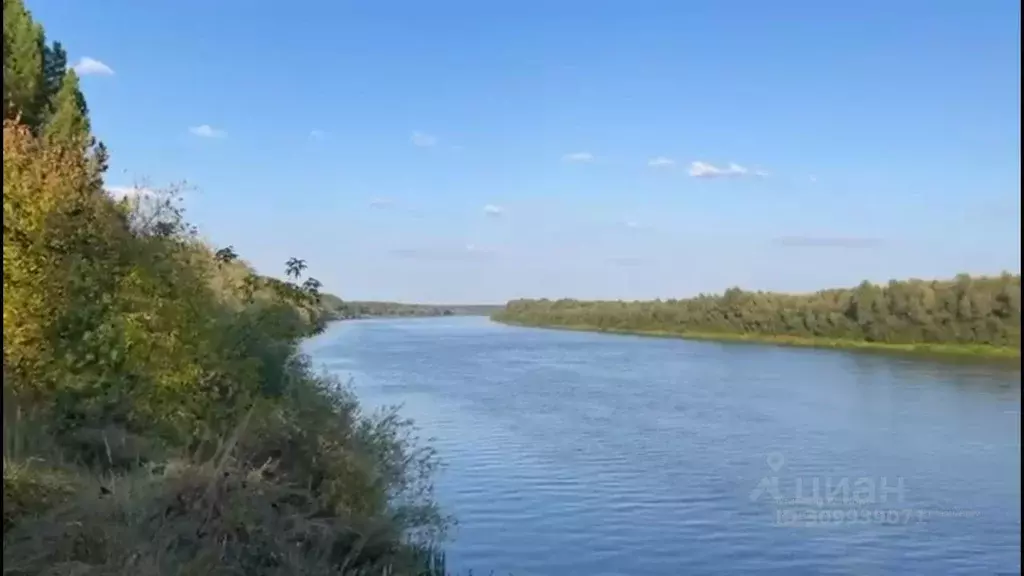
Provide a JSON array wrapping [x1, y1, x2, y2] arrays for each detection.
[[619, 220, 655, 232], [483, 204, 504, 216], [189, 124, 226, 138], [465, 243, 498, 257], [808, 175, 818, 183], [647, 156, 676, 168], [71, 57, 114, 76], [410, 131, 438, 147], [562, 152, 594, 163], [369, 197, 395, 208], [310, 129, 327, 140], [105, 185, 155, 200], [688, 161, 767, 178]]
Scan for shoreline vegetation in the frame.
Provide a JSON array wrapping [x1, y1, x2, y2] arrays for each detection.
[[492, 274, 1021, 361], [320, 295, 501, 321], [493, 319, 1021, 360], [3, 2, 452, 574]]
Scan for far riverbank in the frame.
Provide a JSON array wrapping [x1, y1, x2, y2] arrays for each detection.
[[492, 318, 1022, 362]]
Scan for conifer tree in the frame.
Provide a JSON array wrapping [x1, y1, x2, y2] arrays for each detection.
[[37, 39, 67, 122], [43, 69, 90, 146], [3, 0, 45, 125]]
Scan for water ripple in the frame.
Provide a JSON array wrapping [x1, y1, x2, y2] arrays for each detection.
[[306, 317, 1022, 576]]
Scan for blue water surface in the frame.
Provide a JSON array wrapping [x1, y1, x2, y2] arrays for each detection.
[[305, 317, 1021, 576]]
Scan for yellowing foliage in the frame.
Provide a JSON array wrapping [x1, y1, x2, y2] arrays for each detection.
[[3, 121, 126, 400], [3, 3, 447, 572]]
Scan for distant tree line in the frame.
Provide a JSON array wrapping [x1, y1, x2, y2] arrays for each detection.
[[319, 293, 500, 320], [494, 274, 1021, 348]]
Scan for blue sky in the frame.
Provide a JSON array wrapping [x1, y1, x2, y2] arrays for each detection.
[[32, 0, 1021, 303]]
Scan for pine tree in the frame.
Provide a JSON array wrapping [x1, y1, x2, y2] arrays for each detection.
[[93, 140, 109, 169], [42, 69, 91, 147], [3, 0, 45, 126], [87, 140, 110, 186], [37, 39, 67, 123], [3, 0, 106, 183]]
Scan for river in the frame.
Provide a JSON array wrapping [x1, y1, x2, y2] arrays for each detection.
[[304, 316, 1021, 576]]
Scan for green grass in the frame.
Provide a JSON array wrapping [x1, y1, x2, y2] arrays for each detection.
[[493, 318, 1021, 361]]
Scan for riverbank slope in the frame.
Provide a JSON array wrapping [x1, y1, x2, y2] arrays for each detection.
[[2, 2, 447, 574]]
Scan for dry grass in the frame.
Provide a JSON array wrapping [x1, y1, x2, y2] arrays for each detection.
[[3, 381, 452, 576], [4, 458, 444, 575]]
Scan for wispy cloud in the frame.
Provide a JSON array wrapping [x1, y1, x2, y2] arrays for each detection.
[[808, 175, 818, 183], [389, 246, 496, 261], [483, 204, 504, 217], [105, 185, 155, 200], [309, 129, 327, 140], [647, 156, 676, 168], [71, 57, 114, 76], [410, 130, 438, 148], [608, 256, 645, 267], [563, 152, 594, 163], [613, 220, 656, 234], [189, 124, 227, 139], [389, 248, 425, 259], [369, 197, 396, 209], [689, 161, 767, 178], [368, 197, 426, 217], [464, 243, 497, 255], [772, 236, 883, 248]]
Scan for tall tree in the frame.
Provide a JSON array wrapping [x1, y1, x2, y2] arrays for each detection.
[[3, 0, 45, 126], [42, 69, 91, 146], [87, 140, 110, 186], [37, 39, 67, 122]]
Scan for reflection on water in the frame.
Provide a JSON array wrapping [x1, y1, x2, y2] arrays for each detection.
[[305, 317, 1021, 576]]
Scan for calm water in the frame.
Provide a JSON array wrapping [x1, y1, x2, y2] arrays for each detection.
[[304, 317, 1022, 576]]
